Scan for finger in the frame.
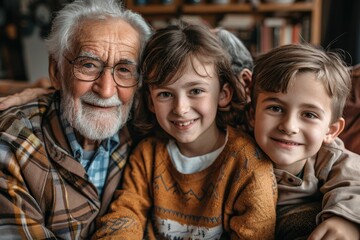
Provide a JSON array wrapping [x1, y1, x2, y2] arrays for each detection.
[[0, 88, 53, 111], [308, 225, 327, 240], [308, 225, 339, 240], [0, 95, 22, 110]]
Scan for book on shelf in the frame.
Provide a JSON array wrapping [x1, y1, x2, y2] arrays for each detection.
[[216, 14, 311, 56], [256, 16, 310, 53]]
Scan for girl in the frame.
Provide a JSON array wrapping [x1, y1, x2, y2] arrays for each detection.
[[82, 22, 277, 240]]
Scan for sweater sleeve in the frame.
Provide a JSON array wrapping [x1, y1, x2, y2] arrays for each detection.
[[94, 139, 154, 239], [231, 165, 277, 239], [226, 139, 277, 240]]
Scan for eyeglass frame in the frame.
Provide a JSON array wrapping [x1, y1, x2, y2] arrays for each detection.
[[64, 55, 140, 88]]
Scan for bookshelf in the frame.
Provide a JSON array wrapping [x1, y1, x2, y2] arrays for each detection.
[[125, 0, 322, 55]]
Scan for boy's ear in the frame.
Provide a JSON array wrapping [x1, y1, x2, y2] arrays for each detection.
[[48, 56, 61, 90], [323, 118, 345, 144], [218, 83, 233, 108]]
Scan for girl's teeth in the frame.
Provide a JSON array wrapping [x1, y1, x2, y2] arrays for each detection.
[[175, 120, 193, 126]]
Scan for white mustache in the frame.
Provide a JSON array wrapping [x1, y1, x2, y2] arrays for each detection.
[[80, 92, 122, 107]]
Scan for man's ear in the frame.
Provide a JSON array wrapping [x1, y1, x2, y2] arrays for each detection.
[[48, 56, 61, 90], [147, 93, 156, 113], [238, 68, 252, 103], [323, 118, 345, 144], [218, 83, 233, 108]]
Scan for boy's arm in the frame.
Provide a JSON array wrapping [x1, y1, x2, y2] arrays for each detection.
[[308, 216, 360, 240], [93, 143, 152, 239], [315, 141, 360, 237]]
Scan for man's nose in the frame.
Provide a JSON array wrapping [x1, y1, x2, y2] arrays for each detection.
[[92, 68, 117, 99]]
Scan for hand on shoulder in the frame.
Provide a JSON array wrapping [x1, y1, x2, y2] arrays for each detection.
[[0, 87, 54, 111]]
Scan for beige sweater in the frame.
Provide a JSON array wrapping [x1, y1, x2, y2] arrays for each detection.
[[95, 127, 277, 239]]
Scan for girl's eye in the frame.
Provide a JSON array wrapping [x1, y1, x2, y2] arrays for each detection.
[[268, 106, 283, 113], [158, 92, 172, 98]]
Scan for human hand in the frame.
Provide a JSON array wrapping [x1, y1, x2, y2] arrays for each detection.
[[308, 216, 360, 240], [0, 88, 54, 111]]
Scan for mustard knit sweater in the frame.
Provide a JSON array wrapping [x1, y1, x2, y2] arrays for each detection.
[[95, 127, 277, 239]]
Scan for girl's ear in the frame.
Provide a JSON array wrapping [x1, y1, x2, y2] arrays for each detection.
[[323, 118, 345, 144], [248, 105, 255, 128], [218, 83, 233, 108], [48, 56, 61, 90]]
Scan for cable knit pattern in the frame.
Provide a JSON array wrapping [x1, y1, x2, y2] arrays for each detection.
[[95, 127, 277, 240]]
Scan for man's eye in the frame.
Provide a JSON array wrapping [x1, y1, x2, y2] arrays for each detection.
[[76, 58, 102, 70], [118, 67, 130, 73], [116, 64, 132, 73], [115, 64, 136, 76], [82, 62, 97, 69]]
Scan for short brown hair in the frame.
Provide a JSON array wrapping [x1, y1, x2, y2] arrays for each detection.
[[251, 43, 351, 123]]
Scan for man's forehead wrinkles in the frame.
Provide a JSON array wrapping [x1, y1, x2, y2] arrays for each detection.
[[76, 41, 137, 57], [80, 39, 137, 48]]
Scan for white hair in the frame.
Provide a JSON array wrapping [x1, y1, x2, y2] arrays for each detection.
[[46, 0, 152, 72]]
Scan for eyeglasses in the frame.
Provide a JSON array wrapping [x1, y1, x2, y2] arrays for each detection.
[[64, 56, 139, 88]]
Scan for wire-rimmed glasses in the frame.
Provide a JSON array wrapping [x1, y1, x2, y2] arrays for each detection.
[[64, 56, 139, 88]]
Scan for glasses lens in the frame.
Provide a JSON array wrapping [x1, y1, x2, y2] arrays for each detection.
[[114, 63, 138, 87], [73, 57, 102, 81]]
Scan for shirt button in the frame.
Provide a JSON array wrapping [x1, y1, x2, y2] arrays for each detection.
[[75, 151, 81, 160]]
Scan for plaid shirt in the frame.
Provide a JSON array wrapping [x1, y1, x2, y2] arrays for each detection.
[[59, 103, 120, 197], [0, 91, 131, 239]]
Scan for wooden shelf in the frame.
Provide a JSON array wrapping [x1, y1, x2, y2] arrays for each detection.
[[257, 2, 315, 11], [182, 3, 253, 13], [182, 2, 315, 13], [125, 0, 322, 49], [127, 4, 178, 14]]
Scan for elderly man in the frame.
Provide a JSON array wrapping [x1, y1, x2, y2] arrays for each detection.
[[0, 0, 151, 239]]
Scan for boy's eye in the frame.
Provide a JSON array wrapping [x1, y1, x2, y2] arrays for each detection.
[[190, 89, 204, 95], [303, 112, 318, 119]]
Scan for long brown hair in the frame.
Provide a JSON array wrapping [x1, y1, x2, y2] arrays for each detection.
[[132, 21, 247, 139]]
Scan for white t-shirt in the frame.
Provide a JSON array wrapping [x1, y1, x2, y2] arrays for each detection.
[[166, 133, 228, 174]]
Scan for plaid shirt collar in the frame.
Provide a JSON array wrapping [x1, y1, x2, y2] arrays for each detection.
[[55, 95, 120, 197]]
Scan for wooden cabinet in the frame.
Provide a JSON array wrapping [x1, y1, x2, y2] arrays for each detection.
[[125, 0, 322, 54]]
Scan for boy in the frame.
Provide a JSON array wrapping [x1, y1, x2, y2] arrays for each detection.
[[249, 43, 360, 239]]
